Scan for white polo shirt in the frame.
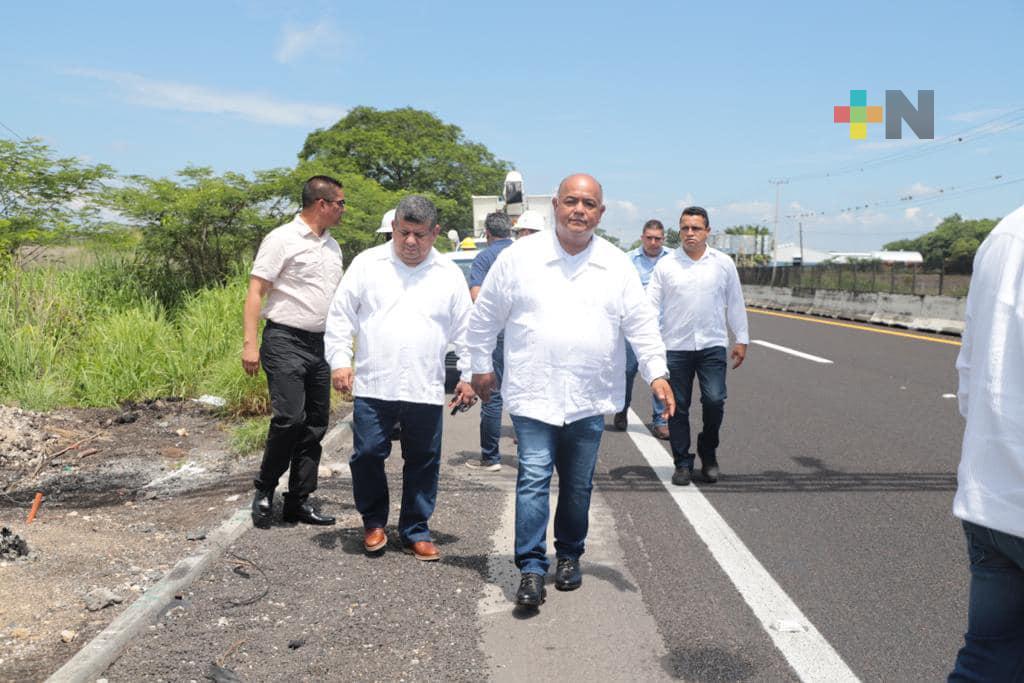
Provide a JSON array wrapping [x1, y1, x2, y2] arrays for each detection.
[[648, 246, 749, 351], [467, 230, 668, 426], [251, 214, 344, 333], [324, 243, 472, 406]]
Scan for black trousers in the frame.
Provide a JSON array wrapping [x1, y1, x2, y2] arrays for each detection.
[[253, 321, 330, 502]]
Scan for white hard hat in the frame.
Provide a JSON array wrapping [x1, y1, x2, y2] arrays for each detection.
[[515, 209, 547, 233], [376, 208, 396, 234]]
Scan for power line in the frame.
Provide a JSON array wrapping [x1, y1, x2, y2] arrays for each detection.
[[783, 106, 1024, 184], [0, 119, 25, 140]]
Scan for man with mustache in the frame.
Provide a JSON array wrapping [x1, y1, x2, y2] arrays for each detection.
[[325, 194, 476, 561]]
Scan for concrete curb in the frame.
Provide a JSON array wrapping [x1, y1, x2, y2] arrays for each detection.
[[46, 416, 354, 682]]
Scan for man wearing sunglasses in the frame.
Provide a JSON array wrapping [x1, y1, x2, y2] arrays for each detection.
[[243, 175, 347, 528], [648, 206, 749, 486]]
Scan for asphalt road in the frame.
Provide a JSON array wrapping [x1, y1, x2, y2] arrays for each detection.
[[97, 308, 969, 682]]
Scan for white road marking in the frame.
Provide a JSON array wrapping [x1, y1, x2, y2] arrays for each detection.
[[751, 339, 834, 364], [626, 410, 859, 682]]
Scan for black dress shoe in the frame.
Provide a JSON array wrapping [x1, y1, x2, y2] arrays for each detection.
[[702, 463, 720, 483], [251, 490, 273, 529], [671, 467, 691, 486], [515, 573, 546, 607], [283, 502, 336, 526], [555, 557, 582, 591], [612, 411, 627, 431]]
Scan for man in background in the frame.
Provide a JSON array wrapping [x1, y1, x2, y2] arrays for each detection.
[[648, 206, 748, 486], [613, 219, 673, 438], [243, 175, 346, 528], [466, 212, 515, 472]]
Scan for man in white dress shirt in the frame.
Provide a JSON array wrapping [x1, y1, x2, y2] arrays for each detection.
[[243, 175, 346, 529], [648, 206, 749, 486], [325, 195, 476, 562], [468, 173, 674, 608], [948, 203, 1024, 681]]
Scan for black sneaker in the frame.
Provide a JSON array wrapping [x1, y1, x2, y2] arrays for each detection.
[[671, 467, 692, 486], [702, 463, 720, 483], [555, 557, 582, 591], [612, 411, 627, 431], [515, 573, 546, 607], [251, 490, 273, 529]]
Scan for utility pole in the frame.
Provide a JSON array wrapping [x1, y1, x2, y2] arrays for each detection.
[[799, 221, 804, 262], [769, 179, 788, 286]]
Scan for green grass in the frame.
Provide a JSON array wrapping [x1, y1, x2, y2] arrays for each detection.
[[229, 417, 269, 456], [0, 256, 270, 414]]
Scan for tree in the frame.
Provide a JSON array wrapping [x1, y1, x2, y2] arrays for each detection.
[[723, 224, 770, 258], [0, 138, 113, 262], [298, 107, 511, 235], [884, 213, 998, 272]]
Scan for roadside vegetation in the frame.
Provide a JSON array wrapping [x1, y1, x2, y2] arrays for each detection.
[[1, 108, 512, 452]]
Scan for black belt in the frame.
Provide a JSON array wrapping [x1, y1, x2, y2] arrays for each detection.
[[265, 320, 324, 339]]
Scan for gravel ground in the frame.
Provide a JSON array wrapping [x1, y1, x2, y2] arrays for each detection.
[[105, 447, 505, 682]]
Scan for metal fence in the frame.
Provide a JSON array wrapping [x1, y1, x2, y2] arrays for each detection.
[[737, 263, 970, 297]]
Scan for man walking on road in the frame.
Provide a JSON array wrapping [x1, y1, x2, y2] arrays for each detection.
[[243, 175, 346, 529], [648, 206, 748, 486], [949, 203, 1024, 681], [468, 173, 674, 608], [613, 219, 673, 438], [465, 212, 515, 472], [325, 195, 476, 562]]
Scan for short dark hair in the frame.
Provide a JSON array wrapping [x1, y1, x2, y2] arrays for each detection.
[[301, 175, 343, 208], [680, 206, 710, 228], [642, 219, 665, 234], [484, 212, 512, 238], [395, 195, 437, 227]]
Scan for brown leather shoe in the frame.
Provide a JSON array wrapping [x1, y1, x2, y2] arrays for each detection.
[[403, 540, 440, 561], [652, 424, 670, 440], [363, 527, 387, 553]]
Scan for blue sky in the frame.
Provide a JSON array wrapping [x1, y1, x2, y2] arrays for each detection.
[[3, 1, 1023, 251]]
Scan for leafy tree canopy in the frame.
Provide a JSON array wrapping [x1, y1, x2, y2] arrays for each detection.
[[299, 107, 511, 235], [0, 138, 113, 261], [884, 213, 998, 272]]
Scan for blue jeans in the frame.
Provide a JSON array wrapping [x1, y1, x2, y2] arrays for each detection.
[[479, 333, 504, 465], [350, 398, 442, 544], [511, 414, 604, 575], [949, 520, 1024, 682], [624, 342, 667, 426], [666, 347, 727, 470]]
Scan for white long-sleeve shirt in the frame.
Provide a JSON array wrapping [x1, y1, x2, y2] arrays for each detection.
[[953, 203, 1024, 539], [648, 246, 749, 351], [324, 243, 472, 406], [467, 231, 668, 426]]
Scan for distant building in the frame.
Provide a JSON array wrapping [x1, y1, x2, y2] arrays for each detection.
[[827, 250, 923, 265]]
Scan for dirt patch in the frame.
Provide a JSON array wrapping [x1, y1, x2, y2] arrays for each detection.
[[0, 399, 350, 682]]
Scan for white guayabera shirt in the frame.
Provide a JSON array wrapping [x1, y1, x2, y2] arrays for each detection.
[[954, 203, 1024, 539], [324, 243, 472, 406], [467, 231, 668, 427], [648, 246, 750, 351]]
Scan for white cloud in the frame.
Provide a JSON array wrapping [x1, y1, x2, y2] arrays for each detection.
[[904, 207, 921, 221], [66, 68, 346, 127], [715, 200, 772, 218], [949, 108, 1011, 123], [906, 182, 937, 196], [275, 20, 343, 64]]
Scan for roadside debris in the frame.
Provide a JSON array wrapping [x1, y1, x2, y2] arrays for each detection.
[[0, 527, 30, 559], [206, 662, 242, 682], [60, 629, 78, 643], [195, 395, 227, 409], [26, 492, 43, 523], [85, 588, 125, 612], [187, 529, 208, 541], [287, 638, 306, 650]]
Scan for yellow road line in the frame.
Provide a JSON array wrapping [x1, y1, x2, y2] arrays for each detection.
[[747, 307, 962, 347]]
